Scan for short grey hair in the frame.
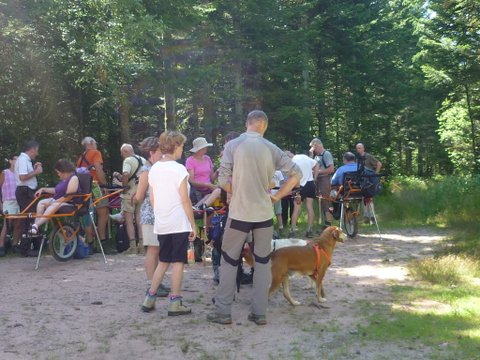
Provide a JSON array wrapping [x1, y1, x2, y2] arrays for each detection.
[[81, 136, 96, 146], [246, 110, 268, 124], [120, 143, 134, 153], [309, 138, 323, 147]]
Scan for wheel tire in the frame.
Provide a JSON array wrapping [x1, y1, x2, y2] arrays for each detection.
[[343, 207, 358, 238], [49, 223, 78, 261]]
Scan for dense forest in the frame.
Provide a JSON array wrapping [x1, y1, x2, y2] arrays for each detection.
[[0, 0, 478, 178]]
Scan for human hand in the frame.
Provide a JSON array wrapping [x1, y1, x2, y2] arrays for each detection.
[[34, 189, 43, 197], [34, 163, 43, 174], [188, 229, 197, 241]]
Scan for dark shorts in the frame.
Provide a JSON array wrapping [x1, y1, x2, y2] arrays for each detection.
[[299, 180, 316, 200], [157, 232, 189, 263]]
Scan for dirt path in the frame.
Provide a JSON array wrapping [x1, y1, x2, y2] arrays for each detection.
[[0, 228, 446, 360]]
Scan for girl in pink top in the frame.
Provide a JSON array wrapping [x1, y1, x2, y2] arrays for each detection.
[[0, 155, 21, 254], [185, 137, 221, 209]]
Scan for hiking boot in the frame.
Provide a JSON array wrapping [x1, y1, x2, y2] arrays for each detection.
[[363, 217, 371, 225], [248, 313, 267, 325], [167, 298, 191, 316], [206, 312, 232, 324], [141, 293, 156, 312], [0, 247, 5, 257], [156, 284, 170, 297], [288, 228, 297, 238], [305, 230, 313, 238], [124, 240, 137, 255]]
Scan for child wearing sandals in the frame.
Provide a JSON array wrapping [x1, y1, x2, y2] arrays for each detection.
[[30, 159, 81, 234], [141, 131, 197, 316]]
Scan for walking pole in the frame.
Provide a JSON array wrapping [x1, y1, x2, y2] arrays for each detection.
[[368, 201, 383, 240]]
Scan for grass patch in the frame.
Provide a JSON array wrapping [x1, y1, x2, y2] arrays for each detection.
[[357, 279, 480, 358], [408, 255, 480, 286]]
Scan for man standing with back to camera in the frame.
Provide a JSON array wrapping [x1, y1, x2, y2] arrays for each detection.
[[356, 143, 382, 224], [207, 110, 302, 325]]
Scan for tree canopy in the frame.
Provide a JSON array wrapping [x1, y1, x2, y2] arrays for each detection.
[[1, 0, 478, 178]]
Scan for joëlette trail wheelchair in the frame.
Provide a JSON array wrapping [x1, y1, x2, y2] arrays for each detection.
[[324, 171, 383, 239], [3, 173, 125, 269]]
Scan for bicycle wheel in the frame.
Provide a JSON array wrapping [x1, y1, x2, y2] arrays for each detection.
[[49, 223, 78, 261], [343, 207, 359, 238]]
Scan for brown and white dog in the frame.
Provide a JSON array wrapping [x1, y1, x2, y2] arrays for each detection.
[[268, 226, 345, 306]]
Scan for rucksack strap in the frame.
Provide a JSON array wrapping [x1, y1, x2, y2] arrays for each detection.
[[77, 150, 93, 170], [319, 151, 328, 169], [127, 156, 143, 183]]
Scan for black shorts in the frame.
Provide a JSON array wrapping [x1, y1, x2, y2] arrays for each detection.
[[157, 232, 189, 263], [299, 180, 316, 200]]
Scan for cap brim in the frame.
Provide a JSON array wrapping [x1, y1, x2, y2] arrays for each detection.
[[190, 143, 213, 152]]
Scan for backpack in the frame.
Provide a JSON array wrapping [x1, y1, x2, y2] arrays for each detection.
[[359, 167, 382, 198], [115, 223, 130, 253], [207, 214, 227, 251]]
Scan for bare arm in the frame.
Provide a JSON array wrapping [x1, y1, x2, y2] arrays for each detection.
[[179, 177, 197, 241], [93, 161, 107, 185], [135, 171, 149, 204], [319, 163, 334, 176], [271, 173, 301, 202], [188, 168, 217, 190], [375, 161, 382, 174], [19, 163, 43, 181], [312, 163, 320, 179]]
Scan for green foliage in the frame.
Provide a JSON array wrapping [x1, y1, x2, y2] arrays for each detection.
[[408, 255, 480, 285], [358, 283, 480, 359], [378, 175, 480, 255]]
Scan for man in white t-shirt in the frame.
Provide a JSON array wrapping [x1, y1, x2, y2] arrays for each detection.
[[289, 153, 319, 238]]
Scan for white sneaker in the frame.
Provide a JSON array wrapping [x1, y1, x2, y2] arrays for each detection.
[[109, 213, 125, 223]]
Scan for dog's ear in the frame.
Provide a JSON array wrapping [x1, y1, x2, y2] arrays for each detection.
[[332, 227, 341, 240], [332, 227, 345, 242]]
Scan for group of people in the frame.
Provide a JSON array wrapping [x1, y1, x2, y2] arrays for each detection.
[[0, 109, 381, 324]]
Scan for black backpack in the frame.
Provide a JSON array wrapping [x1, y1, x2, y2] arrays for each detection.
[[115, 223, 130, 253], [357, 159, 382, 198]]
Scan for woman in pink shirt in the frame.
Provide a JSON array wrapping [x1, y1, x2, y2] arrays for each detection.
[[185, 137, 221, 209]]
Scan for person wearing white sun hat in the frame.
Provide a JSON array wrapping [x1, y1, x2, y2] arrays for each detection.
[[185, 137, 221, 210]]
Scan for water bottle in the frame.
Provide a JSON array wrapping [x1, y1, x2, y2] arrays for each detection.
[[187, 242, 195, 265]]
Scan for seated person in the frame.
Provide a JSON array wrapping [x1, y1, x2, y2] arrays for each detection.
[[30, 159, 81, 234], [331, 152, 358, 188], [186, 137, 221, 209]]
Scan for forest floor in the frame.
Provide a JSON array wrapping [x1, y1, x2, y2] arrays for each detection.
[[1, 227, 449, 360]]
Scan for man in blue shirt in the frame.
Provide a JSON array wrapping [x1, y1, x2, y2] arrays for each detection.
[[331, 152, 357, 186]]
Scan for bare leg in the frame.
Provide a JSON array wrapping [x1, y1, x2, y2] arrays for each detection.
[[123, 211, 135, 240], [305, 197, 314, 230], [169, 262, 185, 296], [145, 246, 160, 280], [149, 261, 170, 294], [290, 200, 302, 230], [96, 206, 109, 240]]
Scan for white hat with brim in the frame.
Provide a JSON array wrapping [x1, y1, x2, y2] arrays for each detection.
[[190, 137, 213, 153]]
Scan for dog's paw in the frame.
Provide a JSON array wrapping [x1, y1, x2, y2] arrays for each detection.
[[290, 300, 301, 306], [318, 297, 327, 303]]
